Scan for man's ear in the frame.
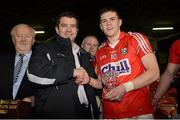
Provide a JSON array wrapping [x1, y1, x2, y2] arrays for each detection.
[[55, 27, 58, 34], [119, 19, 122, 27], [100, 24, 103, 31]]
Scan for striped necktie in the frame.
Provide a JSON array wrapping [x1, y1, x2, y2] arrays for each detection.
[[13, 54, 24, 84]]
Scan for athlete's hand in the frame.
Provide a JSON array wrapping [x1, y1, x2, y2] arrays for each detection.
[[152, 97, 159, 111], [104, 85, 126, 101]]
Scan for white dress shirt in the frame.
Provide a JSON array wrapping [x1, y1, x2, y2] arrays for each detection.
[[72, 43, 89, 105]]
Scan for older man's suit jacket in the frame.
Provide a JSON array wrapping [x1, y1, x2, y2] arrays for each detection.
[[0, 52, 33, 100]]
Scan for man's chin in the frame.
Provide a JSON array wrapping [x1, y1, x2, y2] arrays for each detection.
[[17, 48, 30, 53]]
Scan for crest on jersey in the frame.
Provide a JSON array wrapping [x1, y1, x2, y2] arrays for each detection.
[[111, 53, 117, 60], [121, 48, 128, 55]]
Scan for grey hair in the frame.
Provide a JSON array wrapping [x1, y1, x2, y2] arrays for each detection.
[[10, 23, 36, 37]]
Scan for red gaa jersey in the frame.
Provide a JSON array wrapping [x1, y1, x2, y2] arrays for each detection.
[[96, 32, 154, 118], [169, 40, 180, 64]]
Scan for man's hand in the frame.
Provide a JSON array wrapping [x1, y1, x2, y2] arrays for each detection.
[[73, 67, 89, 85], [152, 97, 159, 111], [104, 85, 126, 101]]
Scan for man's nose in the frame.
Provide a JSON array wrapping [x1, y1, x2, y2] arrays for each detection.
[[21, 36, 27, 41], [106, 20, 111, 26], [90, 45, 96, 50], [66, 26, 72, 32], [90, 45, 94, 49]]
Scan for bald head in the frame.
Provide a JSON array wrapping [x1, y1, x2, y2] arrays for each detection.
[[81, 35, 99, 56]]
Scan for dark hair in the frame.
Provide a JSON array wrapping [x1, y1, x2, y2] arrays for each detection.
[[55, 11, 79, 28], [99, 8, 120, 19]]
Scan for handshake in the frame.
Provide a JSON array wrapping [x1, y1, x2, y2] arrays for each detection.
[[73, 67, 90, 85]]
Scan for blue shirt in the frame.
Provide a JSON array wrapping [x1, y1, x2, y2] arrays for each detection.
[[13, 51, 32, 99]]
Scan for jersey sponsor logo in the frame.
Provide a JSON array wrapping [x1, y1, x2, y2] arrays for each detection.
[[101, 58, 131, 76]]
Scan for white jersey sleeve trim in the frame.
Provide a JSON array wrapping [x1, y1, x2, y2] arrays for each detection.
[[129, 32, 151, 54], [27, 70, 55, 85]]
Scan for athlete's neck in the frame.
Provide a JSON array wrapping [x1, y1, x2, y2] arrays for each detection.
[[108, 31, 121, 45]]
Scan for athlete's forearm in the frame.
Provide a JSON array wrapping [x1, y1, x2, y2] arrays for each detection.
[[132, 68, 159, 90], [88, 77, 103, 89], [154, 71, 172, 100]]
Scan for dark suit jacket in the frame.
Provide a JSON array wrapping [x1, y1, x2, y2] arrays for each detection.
[[0, 52, 33, 100], [78, 48, 100, 118]]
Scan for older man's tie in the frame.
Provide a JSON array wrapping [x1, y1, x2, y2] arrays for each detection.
[[13, 54, 24, 84]]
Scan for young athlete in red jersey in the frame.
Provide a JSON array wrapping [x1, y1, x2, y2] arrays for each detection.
[[96, 31, 157, 118], [75, 8, 160, 119]]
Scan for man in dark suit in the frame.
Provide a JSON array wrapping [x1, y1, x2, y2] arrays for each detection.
[[0, 24, 35, 118]]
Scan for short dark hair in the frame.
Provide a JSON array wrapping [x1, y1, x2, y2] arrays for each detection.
[[56, 11, 79, 28], [99, 8, 120, 19]]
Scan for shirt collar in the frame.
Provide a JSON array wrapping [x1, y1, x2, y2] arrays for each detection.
[[16, 50, 32, 58], [107, 31, 126, 48], [108, 39, 119, 48], [72, 42, 80, 53]]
